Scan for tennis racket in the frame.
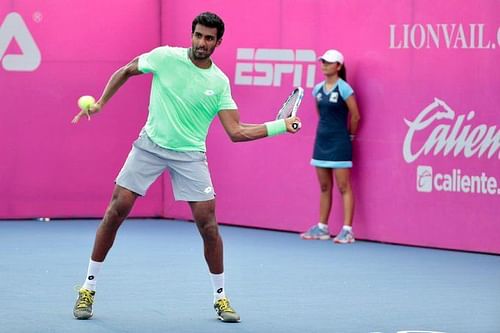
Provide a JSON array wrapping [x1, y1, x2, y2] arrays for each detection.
[[276, 87, 304, 129]]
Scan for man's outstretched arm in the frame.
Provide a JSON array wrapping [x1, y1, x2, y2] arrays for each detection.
[[218, 109, 301, 142], [72, 57, 143, 123]]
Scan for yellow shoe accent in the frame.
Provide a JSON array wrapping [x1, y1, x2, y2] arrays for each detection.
[[73, 288, 95, 320], [214, 297, 240, 322]]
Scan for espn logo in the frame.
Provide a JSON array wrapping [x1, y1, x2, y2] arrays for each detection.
[[235, 48, 316, 87], [416, 165, 433, 192], [0, 13, 41, 71]]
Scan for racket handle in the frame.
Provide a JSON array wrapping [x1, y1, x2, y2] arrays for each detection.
[[292, 122, 301, 130]]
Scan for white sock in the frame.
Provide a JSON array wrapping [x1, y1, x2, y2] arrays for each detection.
[[318, 223, 328, 232], [81, 259, 103, 291], [342, 225, 352, 232], [210, 272, 226, 302]]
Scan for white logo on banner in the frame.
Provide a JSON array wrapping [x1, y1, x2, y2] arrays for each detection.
[[235, 48, 316, 87], [0, 12, 41, 71], [405, 98, 500, 196], [389, 23, 500, 49], [416, 166, 499, 195], [403, 98, 499, 163], [417, 166, 433, 192]]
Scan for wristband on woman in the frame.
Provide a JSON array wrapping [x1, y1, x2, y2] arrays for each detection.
[[350, 134, 356, 141], [265, 119, 287, 137]]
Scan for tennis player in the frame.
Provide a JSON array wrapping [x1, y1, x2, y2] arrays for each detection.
[[72, 12, 300, 322]]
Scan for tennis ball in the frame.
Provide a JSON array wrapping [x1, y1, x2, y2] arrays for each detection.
[[78, 95, 95, 110]]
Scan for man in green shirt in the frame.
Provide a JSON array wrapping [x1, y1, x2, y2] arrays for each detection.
[[72, 12, 300, 323]]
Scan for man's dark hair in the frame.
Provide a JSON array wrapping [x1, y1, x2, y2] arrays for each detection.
[[192, 12, 225, 40]]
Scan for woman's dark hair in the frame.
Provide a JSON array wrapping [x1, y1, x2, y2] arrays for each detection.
[[192, 12, 225, 40], [339, 63, 347, 81]]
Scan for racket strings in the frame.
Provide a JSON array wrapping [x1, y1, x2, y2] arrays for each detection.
[[278, 92, 300, 119]]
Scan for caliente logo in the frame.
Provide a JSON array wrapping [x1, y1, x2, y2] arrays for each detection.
[[403, 98, 499, 163]]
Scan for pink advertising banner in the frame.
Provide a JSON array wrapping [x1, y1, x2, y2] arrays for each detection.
[[1, 1, 499, 253], [159, 0, 500, 253], [0, 0, 164, 218]]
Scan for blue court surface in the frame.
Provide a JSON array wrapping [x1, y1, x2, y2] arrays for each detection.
[[1, 219, 499, 333]]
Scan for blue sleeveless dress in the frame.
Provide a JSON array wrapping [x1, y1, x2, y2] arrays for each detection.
[[311, 79, 354, 168]]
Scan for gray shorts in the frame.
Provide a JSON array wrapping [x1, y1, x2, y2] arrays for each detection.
[[115, 130, 215, 201]]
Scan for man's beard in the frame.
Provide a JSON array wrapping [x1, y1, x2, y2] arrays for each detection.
[[191, 47, 212, 60]]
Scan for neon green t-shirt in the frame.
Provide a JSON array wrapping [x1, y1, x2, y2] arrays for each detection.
[[138, 46, 237, 152]]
